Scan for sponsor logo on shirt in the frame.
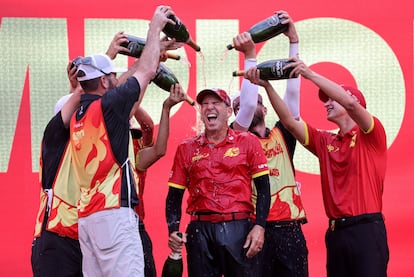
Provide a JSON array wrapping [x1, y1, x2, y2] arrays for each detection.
[[223, 147, 240, 158]]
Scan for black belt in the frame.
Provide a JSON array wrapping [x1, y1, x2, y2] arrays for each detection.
[[329, 212, 383, 231], [266, 218, 307, 228]]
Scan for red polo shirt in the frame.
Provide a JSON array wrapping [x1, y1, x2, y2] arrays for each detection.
[[168, 128, 269, 214], [303, 116, 387, 219]]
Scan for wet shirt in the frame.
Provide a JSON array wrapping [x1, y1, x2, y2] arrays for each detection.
[[168, 128, 269, 214]]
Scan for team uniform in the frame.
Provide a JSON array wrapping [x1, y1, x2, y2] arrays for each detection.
[[304, 116, 389, 277], [168, 128, 269, 277], [252, 122, 308, 277], [131, 129, 157, 277], [31, 111, 82, 277], [70, 77, 143, 276]]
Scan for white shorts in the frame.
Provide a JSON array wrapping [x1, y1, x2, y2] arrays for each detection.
[[78, 208, 144, 277]]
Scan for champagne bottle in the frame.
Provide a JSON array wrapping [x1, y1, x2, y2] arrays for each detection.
[[161, 232, 183, 277], [163, 15, 201, 52], [227, 13, 288, 50], [151, 63, 195, 106], [119, 34, 180, 60], [232, 59, 295, 80]]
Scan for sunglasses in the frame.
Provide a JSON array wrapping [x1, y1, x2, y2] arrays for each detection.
[[74, 56, 110, 75]]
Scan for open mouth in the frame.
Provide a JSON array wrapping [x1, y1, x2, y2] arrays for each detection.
[[207, 113, 218, 122]]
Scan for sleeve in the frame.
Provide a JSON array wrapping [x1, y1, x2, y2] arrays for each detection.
[[167, 144, 189, 189], [252, 174, 270, 227], [283, 42, 301, 119], [166, 187, 185, 235], [102, 77, 141, 121], [234, 58, 259, 128]]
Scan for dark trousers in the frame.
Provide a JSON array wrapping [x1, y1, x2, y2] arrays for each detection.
[[325, 213, 389, 277], [185, 219, 257, 277], [256, 221, 308, 277], [31, 230, 82, 277], [139, 221, 156, 277]]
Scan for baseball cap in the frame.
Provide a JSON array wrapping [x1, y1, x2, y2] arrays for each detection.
[[54, 93, 73, 115], [318, 84, 366, 108], [76, 54, 126, 81], [196, 88, 231, 106]]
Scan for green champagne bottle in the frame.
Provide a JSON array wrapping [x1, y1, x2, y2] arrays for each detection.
[[151, 64, 195, 106], [227, 13, 288, 50], [161, 232, 183, 277], [163, 15, 201, 52], [119, 34, 180, 60], [232, 59, 295, 80]]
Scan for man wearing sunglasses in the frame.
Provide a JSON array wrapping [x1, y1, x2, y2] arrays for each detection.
[[68, 6, 181, 276]]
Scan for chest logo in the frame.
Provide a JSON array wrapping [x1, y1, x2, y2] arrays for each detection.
[[224, 147, 240, 158]]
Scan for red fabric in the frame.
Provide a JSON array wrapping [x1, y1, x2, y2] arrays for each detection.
[[168, 128, 268, 214], [304, 117, 387, 219]]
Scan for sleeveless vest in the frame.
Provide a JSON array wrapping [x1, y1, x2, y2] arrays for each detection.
[[33, 143, 80, 239], [70, 99, 138, 218], [252, 128, 306, 221]]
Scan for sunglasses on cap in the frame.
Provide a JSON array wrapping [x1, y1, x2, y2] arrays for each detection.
[[76, 56, 110, 75]]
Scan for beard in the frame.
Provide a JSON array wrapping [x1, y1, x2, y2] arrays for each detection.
[[107, 78, 116, 90], [249, 109, 265, 129]]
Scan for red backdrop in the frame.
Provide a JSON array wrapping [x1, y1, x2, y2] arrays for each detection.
[[0, 0, 413, 276]]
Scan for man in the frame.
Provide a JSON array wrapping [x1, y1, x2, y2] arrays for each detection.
[[244, 58, 389, 277], [31, 67, 83, 276], [69, 6, 180, 276], [165, 88, 271, 276], [231, 11, 309, 277]]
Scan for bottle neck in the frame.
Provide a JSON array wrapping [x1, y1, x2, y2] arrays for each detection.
[[186, 38, 201, 52]]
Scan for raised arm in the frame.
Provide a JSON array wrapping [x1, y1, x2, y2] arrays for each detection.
[[132, 6, 176, 105], [136, 83, 185, 170], [232, 32, 259, 131], [288, 58, 373, 131], [132, 104, 154, 147], [244, 66, 306, 143], [279, 10, 301, 120]]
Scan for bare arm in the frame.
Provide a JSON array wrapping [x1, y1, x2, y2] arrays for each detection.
[[133, 104, 154, 147], [132, 6, 175, 105], [136, 83, 185, 170], [288, 58, 372, 131], [244, 67, 306, 143], [60, 87, 82, 128]]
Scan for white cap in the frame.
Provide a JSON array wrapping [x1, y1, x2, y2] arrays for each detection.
[[76, 54, 126, 81], [54, 93, 73, 115]]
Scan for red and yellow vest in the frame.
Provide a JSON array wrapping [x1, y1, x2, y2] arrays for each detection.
[[33, 144, 80, 239], [70, 99, 139, 218], [252, 128, 306, 221]]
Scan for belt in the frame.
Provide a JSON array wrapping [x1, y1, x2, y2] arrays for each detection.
[[267, 218, 307, 228], [329, 212, 383, 231], [191, 212, 251, 223]]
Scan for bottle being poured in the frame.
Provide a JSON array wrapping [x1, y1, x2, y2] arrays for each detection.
[[227, 12, 288, 50], [163, 15, 201, 52]]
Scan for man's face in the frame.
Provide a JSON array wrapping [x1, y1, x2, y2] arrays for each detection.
[[200, 94, 231, 132]]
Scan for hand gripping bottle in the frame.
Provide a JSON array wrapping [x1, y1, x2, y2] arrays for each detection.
[[151, 64, 195, 106], [163, 15, 201, 52], [232, 59, 295, 80], [119, 34, 180, 60], [161, 232, 183, 277], [227, 13, 288, 50]]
